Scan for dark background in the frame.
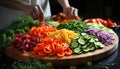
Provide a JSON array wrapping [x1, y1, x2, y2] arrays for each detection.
[[50, 0, 120, 23]]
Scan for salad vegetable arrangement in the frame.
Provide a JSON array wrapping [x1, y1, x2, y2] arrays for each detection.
[[0, 16, 116, 57], [0, 16, 117, 69]]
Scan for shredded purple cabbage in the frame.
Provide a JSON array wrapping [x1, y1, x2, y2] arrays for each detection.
[[86, 27, 115, 46]]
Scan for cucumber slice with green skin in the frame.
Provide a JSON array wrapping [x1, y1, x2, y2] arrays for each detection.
[[84, 34, 91, 40], [70, 40, 79, 48], [81, 33, 86, 35], [94, 42, 104, 48], [82, 45, 88, 49], [78, 45, 82, 49], [78, 37, 85, 45], [73, 47, 82, 54], [89, 38, 95, 43], [83, 48, 90, 53], [94, 44, 99, 49], [89, 46, 95, 51], [94, 38, 99, 41], [94, 42, 101, 45]]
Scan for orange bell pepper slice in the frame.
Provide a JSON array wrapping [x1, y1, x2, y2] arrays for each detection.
[[43, 44, 52, 54], [57, 51, 65, 58], [65, 47, 72, 56]]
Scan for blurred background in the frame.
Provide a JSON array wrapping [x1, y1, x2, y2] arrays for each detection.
[[50, 0, 120, 22], [0, 0, 119, 30]]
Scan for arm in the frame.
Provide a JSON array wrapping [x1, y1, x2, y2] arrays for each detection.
[[0, 0, 30, 12], [57, 0, 78, 19], [0, 0, 45, 21], [57, 0, 70, 8]]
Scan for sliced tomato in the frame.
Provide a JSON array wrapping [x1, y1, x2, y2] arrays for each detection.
[[59, 19, 68, 23], [107, 18, 117, 27], [101, 21, 107, 27], [108, 23, 116, 27], [113, 23, 117, 26], [84, 19, 93, 23]]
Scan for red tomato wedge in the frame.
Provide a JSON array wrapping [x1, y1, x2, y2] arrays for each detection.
[[85, 18, 117, 27]]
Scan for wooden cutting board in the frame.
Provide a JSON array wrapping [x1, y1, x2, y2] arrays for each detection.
[[4, 32, 119, 66]]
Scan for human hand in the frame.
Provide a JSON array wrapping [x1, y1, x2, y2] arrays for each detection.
[[23, 5, 45, 21], [63, 7, 78, 19]]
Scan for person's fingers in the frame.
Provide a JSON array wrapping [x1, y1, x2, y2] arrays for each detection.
[[28, 5, 45, 21], [64, 7, 79, 19], [67, 7, 76, 19], [64, 11, 69, 18], [73, 8, 78, 17], [28, 5, 38, 20], [36, 5, 45, 21], [66, 7, 73, 19], [30, 9, 36, 20], [33, 5, 40, 19]]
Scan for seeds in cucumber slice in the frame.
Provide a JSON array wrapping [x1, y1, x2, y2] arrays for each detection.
[[84, 34, 91, 39], [83, 48, 90, 53], [73, 47, 82, 54], [78, 37, 85, 45], [89, 46, 95, 51], [78, 45, 82, 49], [82, 45, 88, 49], [71, 40, 79, 48]]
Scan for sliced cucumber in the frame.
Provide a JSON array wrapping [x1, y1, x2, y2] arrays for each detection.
[[94, 42, 102, 46], [94, 44, 99, 49], [78, 45, 82, 49], [78, 37, 85, 45], [82, 45, 88, 49], [84, 34, 91, 39], [73, 47, 82, 54], [71, 40, 79, 48], [83, 48, 90, 53], [94, 38, 99, 41], [89, 38, 94, 43], [89, 46, 95, 51]]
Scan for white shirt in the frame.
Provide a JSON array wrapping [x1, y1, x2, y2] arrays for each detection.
[[0, 0, 51, 30]]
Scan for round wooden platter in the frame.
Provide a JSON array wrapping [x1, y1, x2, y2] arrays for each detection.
[[4, 32, 119, 66]]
